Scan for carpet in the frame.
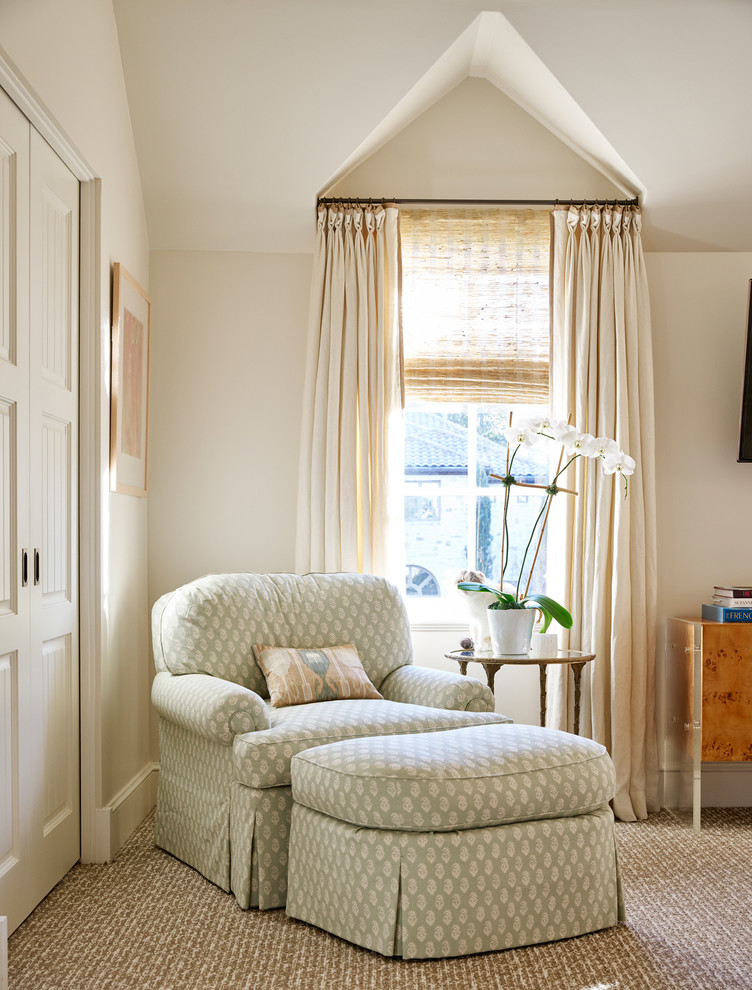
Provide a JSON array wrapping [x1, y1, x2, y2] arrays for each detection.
[[8, 808, 752, 989]]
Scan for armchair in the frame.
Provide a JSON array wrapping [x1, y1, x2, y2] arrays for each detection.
[[151, 571, 509, 909]]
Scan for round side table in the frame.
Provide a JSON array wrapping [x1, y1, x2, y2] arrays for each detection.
[[445, 648, 595, 735]]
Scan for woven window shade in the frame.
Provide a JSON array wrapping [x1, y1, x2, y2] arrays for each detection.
[[400, 208, 551, 403]]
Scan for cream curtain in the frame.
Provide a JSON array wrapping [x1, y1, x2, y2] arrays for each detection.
[[549, 203, 659, 822], [296, 204, 403, 580]]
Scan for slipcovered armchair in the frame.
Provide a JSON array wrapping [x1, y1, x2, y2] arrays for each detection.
[[151, 572, 509, 909]]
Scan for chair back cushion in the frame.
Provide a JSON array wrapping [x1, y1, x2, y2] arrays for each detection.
[[152, 572, 413, 696]]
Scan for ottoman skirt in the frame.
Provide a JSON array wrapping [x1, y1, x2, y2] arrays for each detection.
[[286, 802, 623, 959]]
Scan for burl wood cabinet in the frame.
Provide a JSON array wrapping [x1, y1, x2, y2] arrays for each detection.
[[665, 618, 752, 830]]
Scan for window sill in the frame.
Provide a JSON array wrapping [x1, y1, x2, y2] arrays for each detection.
[[406, 598, 468, 632], [410, 620, 469, 634]]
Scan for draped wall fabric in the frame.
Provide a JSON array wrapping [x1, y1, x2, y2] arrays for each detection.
[[296, 205, 402, 581], [549, 204, 658, 822]]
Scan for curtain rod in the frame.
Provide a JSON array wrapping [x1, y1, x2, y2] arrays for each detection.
[[317, 196, 640, 208]]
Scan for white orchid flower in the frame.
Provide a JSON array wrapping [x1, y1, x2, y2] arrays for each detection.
[[465, 416, 634, 616], [504, 424, 538, 447], [588, 436, 621, 460], [603, 451, 636, 476], [521, 415, 545, 432], [543, 418, 571, 441], [524, 415, 569, 440], [560, 428, 595, 456]]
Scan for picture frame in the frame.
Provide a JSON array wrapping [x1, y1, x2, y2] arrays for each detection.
[[110, 263, 151, 496], [738, 279, 752, 462]]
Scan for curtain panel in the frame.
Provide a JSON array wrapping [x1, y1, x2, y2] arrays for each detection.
[[549, 203, 659, 822], [296, 205, 403, 581]]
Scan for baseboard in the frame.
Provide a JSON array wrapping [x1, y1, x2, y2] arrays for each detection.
[[0, 916, 8, 990], [83, 764, 159, 863], [660, 763, 752, 809]]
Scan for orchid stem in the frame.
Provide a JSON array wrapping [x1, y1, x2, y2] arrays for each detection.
[[516, 493, 552, 600]]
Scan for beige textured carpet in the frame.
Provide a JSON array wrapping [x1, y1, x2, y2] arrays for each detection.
[[8, 808, 752, 990]]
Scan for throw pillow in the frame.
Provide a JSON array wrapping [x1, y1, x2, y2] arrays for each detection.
[[252, 643, 383, 707]]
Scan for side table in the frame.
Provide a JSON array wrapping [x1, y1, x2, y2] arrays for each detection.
[[445, 648, 595, 735], [665, 617, 752, 832]]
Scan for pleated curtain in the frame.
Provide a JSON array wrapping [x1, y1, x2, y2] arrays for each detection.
[[296, 204, 403, 580], [549, 204, 659, 821]]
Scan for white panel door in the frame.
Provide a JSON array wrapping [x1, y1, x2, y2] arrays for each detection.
[[0, 90, 80, 934], [0, 86, 33, 936], [28, 127, 79, 914]]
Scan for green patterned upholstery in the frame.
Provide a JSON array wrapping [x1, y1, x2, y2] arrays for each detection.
[[152, 571, 418, 696], [291, 724, 615, 831], [234, 700, 509, 789], [155, 721, 233, 891], [379, 664, 493, 712], [286, 724, 624, 958], [288, 804, 621, 959], [152, 671, 270, 743], [152, 572, 504, 911]]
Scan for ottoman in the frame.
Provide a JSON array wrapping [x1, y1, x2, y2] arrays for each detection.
[[285, 723, 624, 959]]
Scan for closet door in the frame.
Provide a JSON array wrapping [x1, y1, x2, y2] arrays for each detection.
[[0, 81, 32, 936], [0, 89, 79, 934], [28, 126, 80, 916]]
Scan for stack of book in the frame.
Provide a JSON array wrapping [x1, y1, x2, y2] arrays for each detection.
[[702, 586, 752, 621]]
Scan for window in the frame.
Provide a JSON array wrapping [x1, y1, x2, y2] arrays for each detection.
[[400, 208, 551, 604]]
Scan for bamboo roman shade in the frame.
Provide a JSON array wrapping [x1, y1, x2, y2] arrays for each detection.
[[400, 208, 551, 403]]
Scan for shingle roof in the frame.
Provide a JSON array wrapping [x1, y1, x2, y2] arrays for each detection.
[[405, 410, 508, 475]]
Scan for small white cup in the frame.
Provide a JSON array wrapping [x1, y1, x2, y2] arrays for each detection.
[[530, 632, 559, 657]]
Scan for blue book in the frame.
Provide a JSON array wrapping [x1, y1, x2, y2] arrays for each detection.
[[701, 603, 752, 622]]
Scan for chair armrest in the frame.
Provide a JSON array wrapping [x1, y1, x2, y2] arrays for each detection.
[[378, 664, 496, 713], [152, 671, 271, 744]]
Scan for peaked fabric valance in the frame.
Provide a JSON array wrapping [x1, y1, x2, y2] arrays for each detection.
[[400, 208, 551, 403]]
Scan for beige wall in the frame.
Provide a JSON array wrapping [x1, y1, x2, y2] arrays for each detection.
[[649, 253, 752, 800], [148, 251, 312, 600], [649, 252, 752, 618], [0, 0, 152, 836]]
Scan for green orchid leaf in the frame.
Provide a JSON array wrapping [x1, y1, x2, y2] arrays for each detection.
[[521, 593, 573, 629], [456, 581, 502, 598], [456, 582, 521, 608]]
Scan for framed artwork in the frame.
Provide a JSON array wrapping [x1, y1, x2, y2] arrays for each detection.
[[110, 263, 151, 496]]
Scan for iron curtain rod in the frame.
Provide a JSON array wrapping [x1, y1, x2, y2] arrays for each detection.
[[316, 196, 640, 208]]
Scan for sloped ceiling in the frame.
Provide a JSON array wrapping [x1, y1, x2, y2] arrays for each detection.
[[113, 0, 752, 254]]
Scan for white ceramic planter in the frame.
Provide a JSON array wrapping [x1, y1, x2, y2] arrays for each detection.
[[529, 631, 560, 657], [487, 607, 535, 655]]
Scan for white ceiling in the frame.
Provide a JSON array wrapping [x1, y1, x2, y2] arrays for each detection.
[[112, 0, 752, 255]]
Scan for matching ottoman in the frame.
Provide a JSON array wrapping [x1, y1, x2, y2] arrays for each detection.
[[285, 723, 624, 959]]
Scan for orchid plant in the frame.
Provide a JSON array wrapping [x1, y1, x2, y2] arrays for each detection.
[[457, 415, 635, 632]]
